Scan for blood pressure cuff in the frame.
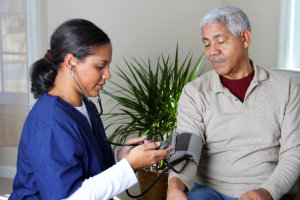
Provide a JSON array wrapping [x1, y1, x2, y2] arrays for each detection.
[[169, 132, 203, 166]]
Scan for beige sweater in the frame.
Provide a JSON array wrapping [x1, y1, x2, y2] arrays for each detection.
[[169, 64, 300, 200]]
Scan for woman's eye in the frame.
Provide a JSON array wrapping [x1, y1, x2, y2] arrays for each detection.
[[97, 66, 105, 69]]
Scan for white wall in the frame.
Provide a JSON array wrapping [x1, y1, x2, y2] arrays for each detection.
[[0, 0, 281, 180], [224, 0, 281, 68], [45, 0, 221, 62]]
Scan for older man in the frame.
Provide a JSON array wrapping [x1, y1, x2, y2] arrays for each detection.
[[167, 6, 300, 200]]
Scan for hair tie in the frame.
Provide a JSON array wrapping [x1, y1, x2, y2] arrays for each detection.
[[44, 50, 53, 64]]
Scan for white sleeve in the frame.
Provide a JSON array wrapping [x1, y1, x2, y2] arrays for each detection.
[[64, 158, 138, 200]]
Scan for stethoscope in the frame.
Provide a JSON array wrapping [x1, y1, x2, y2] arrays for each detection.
[[71, 65, 140, 147], [71, 65, 164, 146], [71, 65, 191, 198]]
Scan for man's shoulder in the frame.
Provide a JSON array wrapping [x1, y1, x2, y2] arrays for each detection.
[[186, 70, 214, 89], [256, 65, 291, 80], [254, 65, 300, 101]]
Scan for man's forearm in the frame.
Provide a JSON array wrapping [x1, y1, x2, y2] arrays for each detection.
[[167, 177, 188, 200], [168, 176, 186, 192]]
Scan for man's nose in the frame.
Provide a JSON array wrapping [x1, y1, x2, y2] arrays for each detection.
[[208, 43, 221, 57]]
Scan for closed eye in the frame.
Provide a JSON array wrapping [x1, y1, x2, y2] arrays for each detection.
[[97, 65, 105, 70], [203, 42, 210, 48]]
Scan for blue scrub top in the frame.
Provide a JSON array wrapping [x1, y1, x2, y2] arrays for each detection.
[[9, 93, 115, 199]]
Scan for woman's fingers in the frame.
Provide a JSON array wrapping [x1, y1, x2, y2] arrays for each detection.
[[156, 146, 175, 157], [138, 141, 161, 150], [125, 135, 147, 144], [126, 143, 175, 170], [152, 146, 175, 161]]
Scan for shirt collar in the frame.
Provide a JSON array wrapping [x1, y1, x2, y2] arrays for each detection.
[[209, 60, 269, 93]]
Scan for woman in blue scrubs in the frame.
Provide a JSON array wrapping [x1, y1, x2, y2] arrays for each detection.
[[10, 19, 173, 200]]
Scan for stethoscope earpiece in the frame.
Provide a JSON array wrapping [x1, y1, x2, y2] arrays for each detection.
[[71, 63, 75, 72]]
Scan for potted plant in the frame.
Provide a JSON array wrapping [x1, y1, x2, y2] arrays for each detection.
[[102, 45, 204, 200]]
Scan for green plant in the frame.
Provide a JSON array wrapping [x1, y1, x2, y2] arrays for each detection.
[[102, 45, 204, 145]]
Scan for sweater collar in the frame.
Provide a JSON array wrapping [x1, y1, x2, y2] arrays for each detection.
[[209, 60, 269, 93]]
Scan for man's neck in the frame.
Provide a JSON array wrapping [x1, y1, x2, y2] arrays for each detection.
[[222, 59, 253, 80]]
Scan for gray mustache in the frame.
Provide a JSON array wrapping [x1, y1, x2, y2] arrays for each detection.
[[210, 56, 226, 62]]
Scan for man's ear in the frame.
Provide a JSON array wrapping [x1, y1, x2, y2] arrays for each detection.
[[64, 54, 76, 74], [240, 30, 251, 48]]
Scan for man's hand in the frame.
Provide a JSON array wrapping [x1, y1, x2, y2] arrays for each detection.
[[167, 177, 188, 200], [239, 188, 273, 200]]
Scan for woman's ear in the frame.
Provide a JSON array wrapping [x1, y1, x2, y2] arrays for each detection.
[[241, 30, 251, 48], [64, 54, 76, 74]]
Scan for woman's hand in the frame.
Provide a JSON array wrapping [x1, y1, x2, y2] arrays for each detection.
[[116, 136, 147, 162], [124, 140, 174, 170]]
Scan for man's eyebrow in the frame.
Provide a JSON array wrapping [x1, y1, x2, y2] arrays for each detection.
[[202, 34, 227, 41], [213, 34, 227, 39]]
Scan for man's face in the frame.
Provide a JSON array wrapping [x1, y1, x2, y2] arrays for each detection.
[[202, 22, 249, 79]]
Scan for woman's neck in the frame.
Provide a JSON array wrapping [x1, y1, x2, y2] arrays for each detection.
[[48, 73, 83, 107]]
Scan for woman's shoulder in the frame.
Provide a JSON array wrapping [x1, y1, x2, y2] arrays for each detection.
[[30, 93, 57, 115], [23, 93, 87, 141], [30, 93, 78, 122], [22, 93, 86, 149]]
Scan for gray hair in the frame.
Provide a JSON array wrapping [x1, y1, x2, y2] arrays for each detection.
[[200, 6, 251, 37]]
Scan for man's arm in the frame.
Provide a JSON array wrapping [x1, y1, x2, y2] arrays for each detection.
[[260, 81, 300, 200], [239, 188, 273, 200], [167, 84, 205, 199], [167, 177, 188, 200]]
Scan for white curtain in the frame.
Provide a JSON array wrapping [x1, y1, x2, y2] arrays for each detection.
[[0, 0, 29, 146]]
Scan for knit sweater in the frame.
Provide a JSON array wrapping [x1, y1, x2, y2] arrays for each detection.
[[168, 64, 300, 200]]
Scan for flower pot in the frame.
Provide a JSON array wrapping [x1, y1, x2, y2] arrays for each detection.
[[137, 168, 168, 200]]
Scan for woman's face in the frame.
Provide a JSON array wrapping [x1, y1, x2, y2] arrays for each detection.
[[75, 43, 112, 97]]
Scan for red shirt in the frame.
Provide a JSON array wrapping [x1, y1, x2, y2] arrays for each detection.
[[220, 70, 254, 102]]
